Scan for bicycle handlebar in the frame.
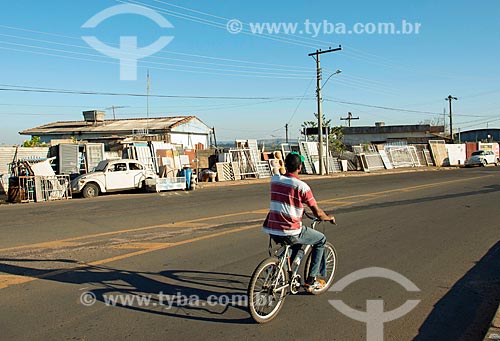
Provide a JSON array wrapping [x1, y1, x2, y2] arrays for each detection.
[[303, 211, 336, 225]]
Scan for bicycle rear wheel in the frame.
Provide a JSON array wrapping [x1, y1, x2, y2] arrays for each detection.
[[303, 242, 337, 295], [247, 257, 288, 323]]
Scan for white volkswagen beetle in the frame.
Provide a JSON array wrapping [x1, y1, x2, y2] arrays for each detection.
[[465, 150, 500, 167], [71, 159, 157, 198]]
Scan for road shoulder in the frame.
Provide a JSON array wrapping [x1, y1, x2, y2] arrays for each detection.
[[484, 305, 500, 340]]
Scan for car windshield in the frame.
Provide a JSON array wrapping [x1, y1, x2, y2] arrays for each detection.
[[471, 151, 484, 156], [94, 160, 109, 172]]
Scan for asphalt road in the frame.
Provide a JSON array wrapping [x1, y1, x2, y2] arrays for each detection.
[[0, 167, 499, 340]]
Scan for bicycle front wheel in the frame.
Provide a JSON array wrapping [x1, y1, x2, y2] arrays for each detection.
[[247, 257, 288, 323], [303, 242, 337, 295]]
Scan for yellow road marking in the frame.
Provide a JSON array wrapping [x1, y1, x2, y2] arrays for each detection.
[[0, 211, 262, 253], [0, 224, 260, 289], [0, 174, 492, 290], [0, 175, 493, 252], [90, 224, 259, 266], [0, 275, 38, 289], [322, 200, 355, 205], [320, 175, 492, 202], [0, 174, 490, 254], [110, 242, 173, 250]]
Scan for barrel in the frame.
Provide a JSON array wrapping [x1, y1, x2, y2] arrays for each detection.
[[179, 168, 193, 190]]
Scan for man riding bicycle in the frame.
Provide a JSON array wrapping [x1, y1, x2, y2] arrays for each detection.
[[262, 152, 335, 293]]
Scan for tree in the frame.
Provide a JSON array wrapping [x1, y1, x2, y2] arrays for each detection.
[[301, 113, 345, 153], [301, 113, 332, 134], [22, 136, 47, 147], [329, 126, 346, 154]]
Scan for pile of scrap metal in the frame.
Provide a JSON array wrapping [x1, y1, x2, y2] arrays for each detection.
[[212, 140, 346, 181], [123, 141, 215, 178], [8, 158, 71, 203], [298, 141, 343, 174], [350, 142, 433, 172], [215, 139, 274, 182]]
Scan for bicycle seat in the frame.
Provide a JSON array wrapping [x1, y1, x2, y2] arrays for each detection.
[[270, 235, 298, 246]]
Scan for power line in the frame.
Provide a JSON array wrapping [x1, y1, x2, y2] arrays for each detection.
[[344, 46, 500, 82], [330, 78, 400, 97], [458, 117, 500, 130], [119, 0, 336, 49], [287, 77, 315, 125], [0, 103, 104, 108], [324, 99, 441, 114], [0, 84, 315, 100], [119, 0, 318, 49], [0, 24, 312, 71], [0, 32, 313, 74], [0, 41, 312, 79], [144, 0, 339, 47]]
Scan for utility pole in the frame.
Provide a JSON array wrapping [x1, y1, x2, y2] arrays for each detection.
[[446, 95, 457, 142], [146, 70, 150, 134], [212, 127, 218, 148], [308, 45, 342, 175], [340, 112, 359, 127], [285, 124, 289, 143]]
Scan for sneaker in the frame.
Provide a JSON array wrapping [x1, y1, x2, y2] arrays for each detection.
[[304, 279, 326, 293]]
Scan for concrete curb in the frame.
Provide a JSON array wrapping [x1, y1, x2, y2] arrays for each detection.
[[195, 166, 459, 190], [484, 304, 500, 340], [0, 166, 461, 203]]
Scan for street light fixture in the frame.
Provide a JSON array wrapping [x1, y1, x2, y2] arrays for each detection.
[[321, 69, 342, 90]]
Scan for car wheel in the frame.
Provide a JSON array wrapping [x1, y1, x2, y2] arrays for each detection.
[[496, 159, 500, 166], [82, 183, 99, 198], [140, 180, 147, 192], [481, 159, 487, 167]]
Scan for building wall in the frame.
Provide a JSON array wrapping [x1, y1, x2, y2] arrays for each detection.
[[459, 129, 500, 143], [170, 133, 208, 149], [342, 131, 439, 146], [171, 119, 211, 135]]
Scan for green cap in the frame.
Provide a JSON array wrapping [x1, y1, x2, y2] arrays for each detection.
[[290, 151, 305, 162]]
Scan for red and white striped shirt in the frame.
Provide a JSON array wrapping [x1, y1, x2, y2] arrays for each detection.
[[262, 173, 317, 236]]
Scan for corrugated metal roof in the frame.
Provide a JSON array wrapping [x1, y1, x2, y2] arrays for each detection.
[[20, 116, 210, 136]]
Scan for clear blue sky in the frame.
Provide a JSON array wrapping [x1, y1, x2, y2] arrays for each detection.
[[1, 0, 499, 144]]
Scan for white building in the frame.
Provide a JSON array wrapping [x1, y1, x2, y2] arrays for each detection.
[[342, 123, 445, 146], [20, 112, 213, 150]]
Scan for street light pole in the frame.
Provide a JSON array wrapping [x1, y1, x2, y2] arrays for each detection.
[[309, 46, 342, 175], [316, 53, 324, 174]]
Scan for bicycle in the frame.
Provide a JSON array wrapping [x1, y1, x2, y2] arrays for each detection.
[[247, 212, 338, 323]]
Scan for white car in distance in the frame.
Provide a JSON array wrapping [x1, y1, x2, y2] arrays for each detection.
[[465, 150, 500, 167]]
